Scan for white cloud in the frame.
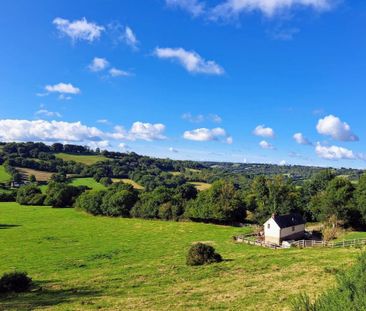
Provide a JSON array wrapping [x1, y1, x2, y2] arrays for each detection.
[[122, 26, 139, 50], [118, 143, 131, 150], [35, 109, 62, 118], [53, 17, 104, 42], [182, 113, 222, 123], [293, 132, 312, 145], [97, 119, 108, 124], [154, 47, 224, 75], [226, 136, 233, 144], [316, 115, 358, 142], [315, 142, 356, 160], [45, 83, 80, 95], [87, 140, 110, 150], [88, 57, 109, 72], [0, 119, 103, 142], [253, 125, 275, 138], [111, 122, 167, 141], [166, 0, 205, 16], [183, 127, 230, 143], [169, 147, 178, 153], [279, 160, 287, 165], [0, 119, 167, 144], [109, 68, 131, 77], [259, 140, 275, 149], [211, 0, 333, 18]]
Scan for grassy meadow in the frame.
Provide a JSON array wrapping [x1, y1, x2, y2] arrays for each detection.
[[111, 178, 144, 190], [55, 153, 107, 165], [0, 202, 362, 310], [0, 165, 11, 183], [70, 178, 106, 191]]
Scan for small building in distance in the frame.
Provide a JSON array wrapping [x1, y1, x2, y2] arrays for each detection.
[[264, 213, 305, 245]]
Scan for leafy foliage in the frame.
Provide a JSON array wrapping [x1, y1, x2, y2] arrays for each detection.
[[0, 271, 32, 293], [186, 243, 222, 266]]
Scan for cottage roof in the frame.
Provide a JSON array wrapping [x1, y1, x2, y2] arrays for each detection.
[[271, 213, 305, 229]]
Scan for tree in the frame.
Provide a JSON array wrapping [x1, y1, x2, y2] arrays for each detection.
[[16, 184, 45, 205], [356, 174, 366, 224], [44, 182, 85, 207], [319, 177, 356, 226], [75, 190, 106, 215], [101, 189, 138, 217], [29, 174, 36, 183], [185, 180, 246, 223]]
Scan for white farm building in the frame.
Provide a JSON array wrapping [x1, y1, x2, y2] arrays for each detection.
[[264, 213, 305, 245]]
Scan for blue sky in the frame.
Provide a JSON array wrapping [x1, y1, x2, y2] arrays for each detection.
[[0, 0, 365, 168]]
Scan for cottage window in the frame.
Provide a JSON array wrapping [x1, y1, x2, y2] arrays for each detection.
[[267, 223, 270, 229], [292, 226, 295, 231]]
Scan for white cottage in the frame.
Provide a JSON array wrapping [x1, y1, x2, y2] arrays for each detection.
[[264, 213, 305, 245]]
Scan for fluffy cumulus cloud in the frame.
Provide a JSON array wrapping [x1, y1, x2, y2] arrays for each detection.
[[210, 0, 333, 18], [315, 142, 356, 160], [45, 83, 80, 95], [88, 57, 109, 72], [316, 115, 359, 142], [166, 0, 205, 16], [0, 119, 167, 145], [154, 47, 224, 75], [0, 120, 103, 142], [53, 17, 104, 42], [259, 140, 275, 149], [253, 125, 275, 138], [122, 26, 139, 49], [293, 132, 312, 145], [183, 127, 231, 143], [111, 122, 167, 141]]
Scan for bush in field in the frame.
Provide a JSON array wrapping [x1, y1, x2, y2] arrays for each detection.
[[44, 182, 86, 208], [75, 190, 106, 215], [0, 190, 16, 202], [186, 243, 222, 266], [101, 189, 138, 217], [0, 271, 32, 293], [16, 184, 45, 205]]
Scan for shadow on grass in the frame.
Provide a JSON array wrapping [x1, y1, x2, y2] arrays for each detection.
[[0, 281, 101, 310], [0, 224, 20, 230]]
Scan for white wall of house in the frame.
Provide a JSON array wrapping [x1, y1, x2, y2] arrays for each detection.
[[264, 218, 281, 244], [264, 218, 305, 245]]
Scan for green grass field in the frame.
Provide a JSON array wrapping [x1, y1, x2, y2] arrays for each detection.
[[70, 178, 106, 191], [0, 165, 11, 183], [55, 153, 107, 165], [0, 203, 362, 310]]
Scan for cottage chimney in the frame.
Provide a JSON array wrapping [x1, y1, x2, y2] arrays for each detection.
[[271, 213, 276, 219]]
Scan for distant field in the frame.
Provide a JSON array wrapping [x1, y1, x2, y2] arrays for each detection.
[[336, 231, 366, 241], [0, 203, 361, 310], [170, 171, 182, 176], [0, 165, 11, 183], [55, 153, 107, 165], [112, 178, 144, 190], [189, 181, 212, 191], [16, 167, 54, 182], [70, 178, 106, 191]]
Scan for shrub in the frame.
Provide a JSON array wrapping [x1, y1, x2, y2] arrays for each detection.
[[0, 271, 32, 293], [16, 184, 44, 205], [100, 177, 112, 187], [186, 243, 222, 266], [0, 191, 16, 202], [75, 190, 106, 215]]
